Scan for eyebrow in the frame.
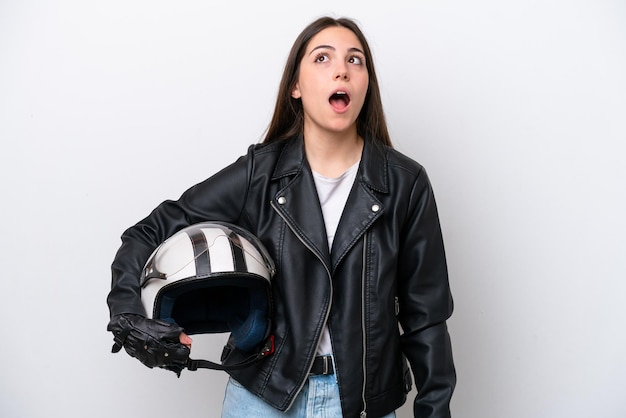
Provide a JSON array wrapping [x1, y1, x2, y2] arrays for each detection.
[[308, 45, 365, 56]]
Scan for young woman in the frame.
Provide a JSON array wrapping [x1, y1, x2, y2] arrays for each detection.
[[107, 16, 456, 418]]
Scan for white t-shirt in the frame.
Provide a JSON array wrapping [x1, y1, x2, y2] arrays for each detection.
[[312, 160, 360, 355]]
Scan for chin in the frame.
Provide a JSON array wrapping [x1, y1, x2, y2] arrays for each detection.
[[327, 117, 358, 132]]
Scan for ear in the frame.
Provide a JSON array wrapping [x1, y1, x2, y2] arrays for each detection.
[[291, 83, 301, 99]]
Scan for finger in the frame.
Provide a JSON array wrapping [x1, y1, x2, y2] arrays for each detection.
[[179, 332, 193, 348]]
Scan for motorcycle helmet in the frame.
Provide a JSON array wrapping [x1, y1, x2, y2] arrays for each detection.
[[140, 221, 275, 370]]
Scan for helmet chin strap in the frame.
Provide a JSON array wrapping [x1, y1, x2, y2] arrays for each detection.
[[186, 335, 275, 371]]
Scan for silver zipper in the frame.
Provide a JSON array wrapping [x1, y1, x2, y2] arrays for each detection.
[[271, 200, 334, 411], [360, 233, 368, 418]]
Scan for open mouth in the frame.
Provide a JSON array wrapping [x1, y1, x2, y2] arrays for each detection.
[[329, 91, 351, 110]]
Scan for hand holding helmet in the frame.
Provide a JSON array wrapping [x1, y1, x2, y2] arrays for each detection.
[[107, 313, 190, 376]]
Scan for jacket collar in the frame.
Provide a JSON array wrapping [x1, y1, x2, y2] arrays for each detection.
[[270, 134, 389, 272], [271, 134, 389, 194]]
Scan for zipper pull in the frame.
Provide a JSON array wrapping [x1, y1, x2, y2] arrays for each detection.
[[360, 411, 367, 418]]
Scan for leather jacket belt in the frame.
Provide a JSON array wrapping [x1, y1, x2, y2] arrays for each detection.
[[309, 355, 334, 375]]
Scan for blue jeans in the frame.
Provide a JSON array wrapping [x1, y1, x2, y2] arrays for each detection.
[[222, 375, 396, 418]]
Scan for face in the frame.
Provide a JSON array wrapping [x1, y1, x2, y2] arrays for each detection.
[[291, 26, 369, 137]]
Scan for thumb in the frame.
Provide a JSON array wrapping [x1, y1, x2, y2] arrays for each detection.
[[179, 332, 193, 348]]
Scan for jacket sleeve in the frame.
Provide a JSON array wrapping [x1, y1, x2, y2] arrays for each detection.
[[396, 167, 456, 418], [107, 147, 254, 318]]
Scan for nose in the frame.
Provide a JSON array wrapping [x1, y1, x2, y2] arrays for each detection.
[[334, 64, 349, 80]]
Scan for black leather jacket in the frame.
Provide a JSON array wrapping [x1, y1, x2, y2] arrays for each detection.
[[108, 135, 455, 418]]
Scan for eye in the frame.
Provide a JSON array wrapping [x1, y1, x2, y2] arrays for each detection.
[[314, 53, 330, 63], [348, 55, 364, 65]]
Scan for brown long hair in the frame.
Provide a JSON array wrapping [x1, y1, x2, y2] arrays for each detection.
[[262, 16, 392, 147]]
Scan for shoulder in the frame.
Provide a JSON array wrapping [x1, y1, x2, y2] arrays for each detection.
[[384, 145, 426, 180], [244, 140, 292, 167], [225, 141, 287, 170], [248, 139, 289, 156], [379, 146, 437, 203]]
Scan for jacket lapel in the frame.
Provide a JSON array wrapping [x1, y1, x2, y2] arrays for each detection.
[[271, 137, 332, 271], [330, 139, 388, 271]]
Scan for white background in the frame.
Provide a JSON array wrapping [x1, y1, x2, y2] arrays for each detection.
[[1, 1, 625, 417]]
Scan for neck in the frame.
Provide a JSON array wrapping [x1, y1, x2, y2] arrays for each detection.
[[303, 127, 363, 178]]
